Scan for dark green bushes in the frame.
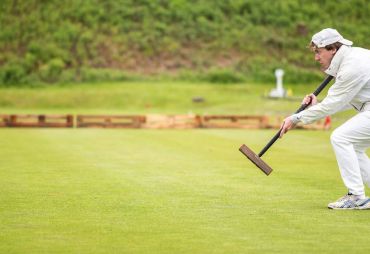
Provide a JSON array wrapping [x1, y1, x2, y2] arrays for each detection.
[[0, 0, 369, 85]]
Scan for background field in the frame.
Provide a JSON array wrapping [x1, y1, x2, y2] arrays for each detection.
[[0, 81, 354, 122], [1, 81, 369, 254]]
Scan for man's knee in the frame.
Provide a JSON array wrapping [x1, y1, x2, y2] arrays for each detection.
[[330, 128, 347, 146]]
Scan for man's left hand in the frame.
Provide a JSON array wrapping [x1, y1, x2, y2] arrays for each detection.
[[279, 116, 296, 138]]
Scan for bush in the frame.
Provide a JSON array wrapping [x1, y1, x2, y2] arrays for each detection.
[[203, 69, 246, 84], [0, 0, 369, 85], [79, 68, 132, 82], [0, 62, 28, 86], [58, 68, 135, 84], [39, 58, 65, 83]]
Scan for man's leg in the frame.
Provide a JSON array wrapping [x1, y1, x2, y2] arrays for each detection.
[[330, 112, 370, 197], [356, 151, 370, 188]]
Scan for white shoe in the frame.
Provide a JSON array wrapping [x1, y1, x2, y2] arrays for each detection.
[[328, 193, 359, 210], [355, 198, 370, 210]]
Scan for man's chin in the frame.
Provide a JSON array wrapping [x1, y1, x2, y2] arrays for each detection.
[[320, 65, 328, 71]]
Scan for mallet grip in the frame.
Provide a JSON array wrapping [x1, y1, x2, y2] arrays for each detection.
[[258, 75, 334, 157]]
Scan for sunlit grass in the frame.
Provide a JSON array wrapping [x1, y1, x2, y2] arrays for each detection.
[[0, 129, 369, 254]]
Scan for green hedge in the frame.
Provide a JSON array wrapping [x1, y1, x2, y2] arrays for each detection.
[[1, 0, 369, 85]]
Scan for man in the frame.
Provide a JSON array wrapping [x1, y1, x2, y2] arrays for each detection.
[[280, 28, 370, 210]]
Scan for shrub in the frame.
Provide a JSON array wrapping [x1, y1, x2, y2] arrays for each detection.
[[0, 0, 369, 85], [39, 58, 65, 83], [203, 69, 246, 84], [0, 62, 27, 86]]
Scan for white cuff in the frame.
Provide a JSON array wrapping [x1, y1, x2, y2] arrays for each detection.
[[290, 114, 301, 124]]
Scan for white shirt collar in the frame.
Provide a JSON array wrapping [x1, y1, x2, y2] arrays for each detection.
[[325, 45, 352, 77]]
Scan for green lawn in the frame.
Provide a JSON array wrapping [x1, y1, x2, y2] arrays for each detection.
[[0, 81, 327, 115], [1, 128, 369, 254], [0, 81, 367, 253]]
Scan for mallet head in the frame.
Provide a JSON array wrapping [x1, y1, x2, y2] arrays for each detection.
[[239, 144, 273, 175]]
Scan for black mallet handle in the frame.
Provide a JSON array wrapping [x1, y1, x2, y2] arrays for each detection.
[[258, 75, 334, 157]]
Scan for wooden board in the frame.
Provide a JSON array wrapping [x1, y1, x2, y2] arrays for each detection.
[[239, 144, 273, 175], [76, 115, 145, 128]]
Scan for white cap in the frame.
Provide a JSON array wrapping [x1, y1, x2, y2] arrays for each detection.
[[311, 28, 353, 48]]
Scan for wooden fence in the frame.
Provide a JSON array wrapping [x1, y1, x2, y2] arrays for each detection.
[[143, 114, 199, 129], [0, 114, 331, 130], [0, 114, 73, 128], [198, 115, 269, 129], [76, 115, 146, 128]]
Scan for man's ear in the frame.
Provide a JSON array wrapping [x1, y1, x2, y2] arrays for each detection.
[[331, 48, 337, 55]]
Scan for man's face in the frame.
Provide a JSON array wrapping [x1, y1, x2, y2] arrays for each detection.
[[313, 47, 336, 70]]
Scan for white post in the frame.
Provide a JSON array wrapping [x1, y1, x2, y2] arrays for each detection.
[[275, 69, 284, 95], [269, 69, 286, 98]]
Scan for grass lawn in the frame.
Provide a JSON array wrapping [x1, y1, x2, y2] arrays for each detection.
[[0, 81, 367, 253], [1, 128, 369, 254], [0, 81, 335, 115]]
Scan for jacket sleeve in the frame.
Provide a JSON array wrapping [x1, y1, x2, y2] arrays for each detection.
[[295, 70, 366, 124]]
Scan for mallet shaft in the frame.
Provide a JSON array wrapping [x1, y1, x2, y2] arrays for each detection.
[[258, 75, 334, 157]]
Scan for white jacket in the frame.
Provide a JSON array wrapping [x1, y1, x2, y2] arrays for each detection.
[[293, 45, 370, 124]]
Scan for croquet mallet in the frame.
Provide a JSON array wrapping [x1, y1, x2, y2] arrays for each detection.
[[239, 75, 334, 175]]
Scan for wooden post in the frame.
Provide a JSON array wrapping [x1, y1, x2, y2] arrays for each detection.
[[66, 115, 74, 127], [10, 115, 17, 126], [38, 115, 46, 125]]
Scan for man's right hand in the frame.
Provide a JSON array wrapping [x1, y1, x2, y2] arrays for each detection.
[[302, 93, 318, 107]]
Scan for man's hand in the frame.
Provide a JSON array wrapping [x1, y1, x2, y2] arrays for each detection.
[[279, 116, 296, 138], [302, 93, 318, 107]]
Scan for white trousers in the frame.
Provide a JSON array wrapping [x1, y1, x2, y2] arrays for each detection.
[[330, 111, 370, 196]]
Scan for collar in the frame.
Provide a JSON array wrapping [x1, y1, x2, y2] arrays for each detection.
[[324, 45, 352, 77]]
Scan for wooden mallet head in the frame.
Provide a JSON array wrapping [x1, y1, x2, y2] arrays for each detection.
[[239, 144, 273, 175]]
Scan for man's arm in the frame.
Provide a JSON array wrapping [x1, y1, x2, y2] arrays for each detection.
[[295, 71, 365, 125]]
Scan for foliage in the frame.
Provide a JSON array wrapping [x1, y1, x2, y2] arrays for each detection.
[[202, 69, 246, 84], [0, 0, 370, 85]]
